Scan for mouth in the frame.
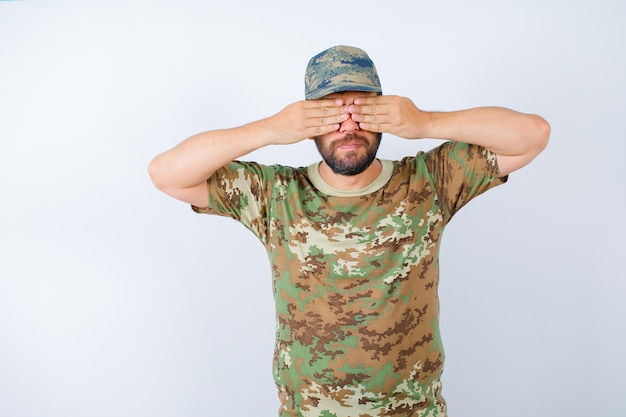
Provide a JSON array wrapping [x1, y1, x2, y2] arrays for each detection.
[[338, 141, 364, 150], [333, 135, 368, 151]]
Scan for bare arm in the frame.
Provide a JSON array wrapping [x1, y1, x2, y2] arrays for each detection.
[[148, 98, 349, 207], [349, 96, 550, 176]]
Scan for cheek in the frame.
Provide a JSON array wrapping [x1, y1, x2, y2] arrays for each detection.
[[313, 135, 332, 148], [313, 137, 326, 153]]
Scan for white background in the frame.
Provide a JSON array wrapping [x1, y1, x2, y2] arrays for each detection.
[[1, 1, 624, 416]]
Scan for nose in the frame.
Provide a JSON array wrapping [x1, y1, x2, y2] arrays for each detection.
[[339, 113, 360, 132]]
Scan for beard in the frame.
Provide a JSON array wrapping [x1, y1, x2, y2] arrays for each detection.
[[314, 132, 382, 176]]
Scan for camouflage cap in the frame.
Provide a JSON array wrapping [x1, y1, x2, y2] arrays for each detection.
[[304, 45, 382, 100]]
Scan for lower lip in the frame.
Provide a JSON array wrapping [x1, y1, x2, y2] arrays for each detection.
[[338, 143, 363, 150]]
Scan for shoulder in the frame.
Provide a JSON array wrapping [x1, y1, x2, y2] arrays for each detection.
[[425, 141, 496, 163], [214, 161, 304, 181]]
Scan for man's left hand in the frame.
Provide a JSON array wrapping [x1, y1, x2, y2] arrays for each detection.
[[348, 95, 427, 139]]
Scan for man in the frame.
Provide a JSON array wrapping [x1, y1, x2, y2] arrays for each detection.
[[149, 45, 550, 417]]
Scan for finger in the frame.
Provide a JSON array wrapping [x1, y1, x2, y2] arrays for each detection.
[[349, 104, 392, 118], [309, 104, 347, 135], [312, 122, 341, 137], [351, 95, 394, 115], [305, 109, 349, 128], [353, 95, 386, 106], [357, 121, 388, 133], [353, 95, 380, 109], [307, 97, 344, 109], [351, 112, 389, 124], [305, 104, 348, 121]]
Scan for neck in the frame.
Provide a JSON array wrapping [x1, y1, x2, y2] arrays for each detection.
[[318, 159, 383, 191]]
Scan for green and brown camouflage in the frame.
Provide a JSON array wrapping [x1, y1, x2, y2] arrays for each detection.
[[193, 141, 506, 416]]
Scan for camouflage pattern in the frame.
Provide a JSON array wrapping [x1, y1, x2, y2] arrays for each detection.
[[305, 45, 382, 100], [193, 141, 507, 416]]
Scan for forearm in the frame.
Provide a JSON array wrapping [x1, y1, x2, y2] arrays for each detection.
[[148, 122, 272, 193], [419, 107, 550, 157]]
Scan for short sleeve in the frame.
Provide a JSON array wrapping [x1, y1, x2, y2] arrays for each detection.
[[191, 161, 274, 242], [424, 141, 508, 222]]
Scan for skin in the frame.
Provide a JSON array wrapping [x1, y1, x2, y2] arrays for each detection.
[[313, 92, 383, 188], [148, 91, 550, 208]]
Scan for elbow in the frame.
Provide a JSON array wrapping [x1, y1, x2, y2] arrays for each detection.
[[148, 154, 169, 192], [526, 114, 550, 157], [534, 115, 551, 153]]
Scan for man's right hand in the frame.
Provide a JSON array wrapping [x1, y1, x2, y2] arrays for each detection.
[[257, 98, 349, 145]]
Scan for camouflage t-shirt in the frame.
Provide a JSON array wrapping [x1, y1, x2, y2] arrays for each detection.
[[193, 141, 507, 417]]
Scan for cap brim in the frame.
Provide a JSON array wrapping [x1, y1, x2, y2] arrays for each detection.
[[306, 83, 382, 100]]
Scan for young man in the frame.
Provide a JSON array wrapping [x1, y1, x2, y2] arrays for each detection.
[[149, 45, 550, 417]]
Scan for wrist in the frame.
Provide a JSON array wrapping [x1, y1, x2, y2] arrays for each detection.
[[242, 119, 281, 147], [411, 110, 435, 139]]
